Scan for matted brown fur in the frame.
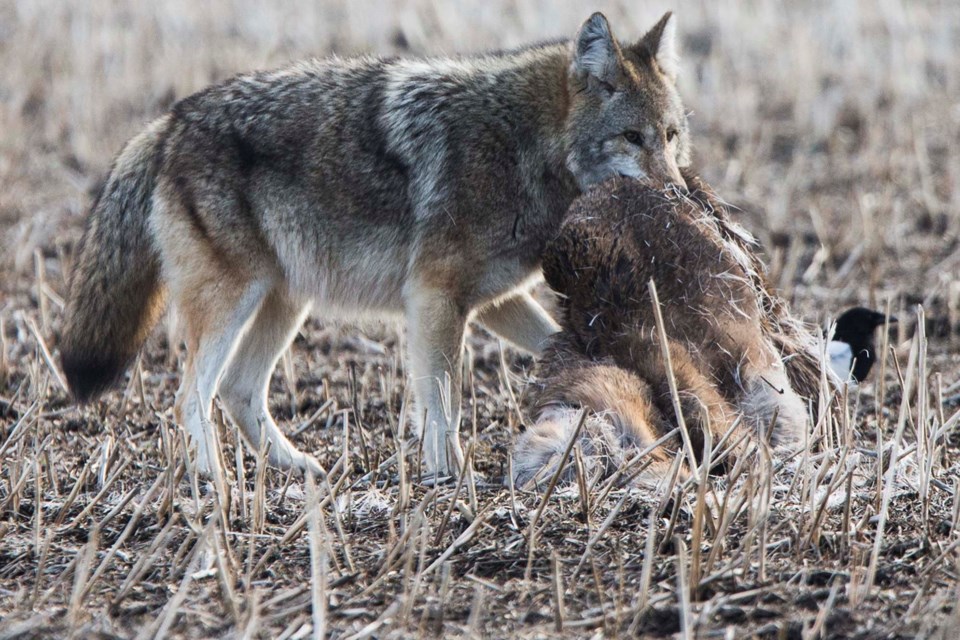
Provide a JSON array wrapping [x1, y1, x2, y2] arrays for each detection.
[[678, 171, 829, 407], [514, 171, 833, 487]]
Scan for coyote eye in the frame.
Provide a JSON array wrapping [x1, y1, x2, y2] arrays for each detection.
[[666, 128, 679, 143], [623, 130, 644, 146]]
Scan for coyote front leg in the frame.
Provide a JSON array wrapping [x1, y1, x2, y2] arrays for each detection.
[[474, 290, 560, 356], [405, 284, 467, 477]]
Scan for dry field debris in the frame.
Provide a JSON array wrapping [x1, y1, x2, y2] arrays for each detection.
[[3, 1, 960, 638]]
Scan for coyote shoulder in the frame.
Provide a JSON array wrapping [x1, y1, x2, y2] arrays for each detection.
[[60, 12, 690, 479], [513, 174, 825, 488]]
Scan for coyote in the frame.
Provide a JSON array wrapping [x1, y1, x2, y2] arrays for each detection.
[[60, 11, 690, 478], [513, 174, 824, 488]]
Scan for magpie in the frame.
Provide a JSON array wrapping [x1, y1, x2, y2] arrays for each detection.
[[828, 307, 897, 383]]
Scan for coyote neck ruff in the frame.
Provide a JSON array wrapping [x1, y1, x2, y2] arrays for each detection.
[[59, 12, 690, 478]]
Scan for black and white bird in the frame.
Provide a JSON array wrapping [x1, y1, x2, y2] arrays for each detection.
[[828, 307, 897, 383]]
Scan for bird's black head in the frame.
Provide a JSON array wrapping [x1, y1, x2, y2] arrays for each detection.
[[834, 307, 896, 342], [833, 307, 897, 382]]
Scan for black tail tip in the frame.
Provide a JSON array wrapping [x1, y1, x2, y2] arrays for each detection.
[[61, 352, 126, 404]]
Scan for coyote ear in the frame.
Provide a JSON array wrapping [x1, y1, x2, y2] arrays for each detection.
[[636, 11, 679, 82], [571, 12, 623, 93]]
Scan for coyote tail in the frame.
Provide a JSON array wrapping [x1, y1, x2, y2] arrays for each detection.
[[60, 116, 171, 403]]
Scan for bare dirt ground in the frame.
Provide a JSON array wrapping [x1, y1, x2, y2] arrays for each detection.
[[2, 1, 960, 638]]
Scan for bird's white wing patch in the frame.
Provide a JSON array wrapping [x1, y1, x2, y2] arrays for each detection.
[[828, 340, 853, 381]]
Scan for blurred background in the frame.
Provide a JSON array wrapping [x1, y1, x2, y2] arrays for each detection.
[[1, 0, 959, 322]]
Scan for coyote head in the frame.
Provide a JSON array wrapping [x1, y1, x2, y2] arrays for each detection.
[[565, 12, 690, 190]]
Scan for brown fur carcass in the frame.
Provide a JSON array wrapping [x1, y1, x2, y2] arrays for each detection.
[[513, 172, 830, 489]]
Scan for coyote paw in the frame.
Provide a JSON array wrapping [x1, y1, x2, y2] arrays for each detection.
[[421, 431, 465, 480], [287, 452, 326, 479], [187, 431, 221, 478], [267, 438, 326, 478]]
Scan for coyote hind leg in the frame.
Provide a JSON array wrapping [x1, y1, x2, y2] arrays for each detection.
[[218, 288, 323, 475]]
